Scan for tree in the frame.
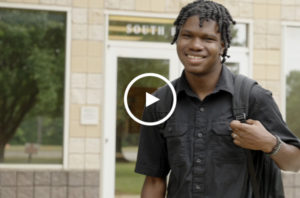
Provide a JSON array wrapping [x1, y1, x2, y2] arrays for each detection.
[[0, 9, 66, 162], [286, 70, 300, 138]]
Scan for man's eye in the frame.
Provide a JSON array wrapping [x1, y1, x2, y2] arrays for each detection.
[[182, 34, 191, 38], [205, 37, 215, 41]]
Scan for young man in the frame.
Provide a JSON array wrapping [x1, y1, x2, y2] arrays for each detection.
[[135, 0, 300, 197]]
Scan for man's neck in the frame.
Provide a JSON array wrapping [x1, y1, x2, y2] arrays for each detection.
[[184, 66, 222, 101]]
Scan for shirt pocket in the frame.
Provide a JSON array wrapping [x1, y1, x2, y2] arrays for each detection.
[[161, 122, 190, 167], [211, 122, 246, 163]]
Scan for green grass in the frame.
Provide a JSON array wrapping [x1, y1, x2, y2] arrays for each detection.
[[6, 145, 62, 151], [115, 162, 144, 195], [3, 158, 62, 164], [3, 145, 62, 164]]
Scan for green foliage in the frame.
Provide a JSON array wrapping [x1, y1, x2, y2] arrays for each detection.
[[10, 129, 26, 145], [9, 117, 63, 145], [0, 8, 66, 156], [286, 70, 300, 138], [42, 117, 63, 145]]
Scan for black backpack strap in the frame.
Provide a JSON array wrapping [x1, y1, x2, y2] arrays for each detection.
[[233, 74, 256, 121], [233, 74, 260, 198]]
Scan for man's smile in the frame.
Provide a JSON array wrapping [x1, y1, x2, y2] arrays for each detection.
[[186, 54, 206, 64]]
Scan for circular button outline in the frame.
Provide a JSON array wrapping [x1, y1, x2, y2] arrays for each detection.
[[123, 73, 177, 126]]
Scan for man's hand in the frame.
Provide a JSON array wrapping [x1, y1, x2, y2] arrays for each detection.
[[230, 119, 300, 172], [230, 119, 276, 153]]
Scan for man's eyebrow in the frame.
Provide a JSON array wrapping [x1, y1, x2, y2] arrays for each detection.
[[180, 29, 193, 33], [180, 29, 218, 38], [204, 34, 218, 39]]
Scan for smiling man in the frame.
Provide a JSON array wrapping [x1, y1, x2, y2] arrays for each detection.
[[135, 1, 300, 198]]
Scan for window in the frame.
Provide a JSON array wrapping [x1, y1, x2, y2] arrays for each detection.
[[284, 26, 300, 138], [227, 22, 250, 76], [231, 23, 248, 47], [0, 8, 67, 164]]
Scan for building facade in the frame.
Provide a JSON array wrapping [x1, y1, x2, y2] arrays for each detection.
[[0, 0, 300, 198]]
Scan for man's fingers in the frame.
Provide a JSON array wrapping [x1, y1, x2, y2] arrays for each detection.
[[230, 120, 241, 130], [246, 119, 255, 124], [231, 133, 238, 139], [246, 119, 263, 127], [233, 139, 241, 146], [230, 120, 249, 133]]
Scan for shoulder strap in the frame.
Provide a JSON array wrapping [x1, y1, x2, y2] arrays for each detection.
[[233, 74, 257, 121], [233, 74, 260, 198]]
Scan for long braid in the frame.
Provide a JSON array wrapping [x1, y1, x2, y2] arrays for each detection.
[[172, 0, 236, 63]]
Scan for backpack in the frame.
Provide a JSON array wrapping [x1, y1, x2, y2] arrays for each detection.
[[233, 74, 285, 198]]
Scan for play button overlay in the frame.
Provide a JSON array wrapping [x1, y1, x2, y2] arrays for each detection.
[[145, 92, 160, 107], [124, 73, 177, 126]]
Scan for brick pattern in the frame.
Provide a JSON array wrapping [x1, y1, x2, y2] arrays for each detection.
[[69, 0, 105, 152], [0, 169, 298, 198], [252, 6, 282, 101], [0, 170, 100, 198], [282, 172, 300, 198]]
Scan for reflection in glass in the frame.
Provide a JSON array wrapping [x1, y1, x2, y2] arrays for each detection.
[[226, 62, 240, 75], [285, 26, 300, 139], [231, 23, 248, 47], [115, 57, 169, 196], [0, 9, 66, 164], [286, 71, 300, 139]]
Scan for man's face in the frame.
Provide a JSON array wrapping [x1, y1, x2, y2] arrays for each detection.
[[176, 15, 224, 76]]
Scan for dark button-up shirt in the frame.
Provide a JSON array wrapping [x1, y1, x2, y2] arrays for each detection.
[[135, 65, 300, 198]]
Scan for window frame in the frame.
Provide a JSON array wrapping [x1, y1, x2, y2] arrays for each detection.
[[228, 19, 253, 77], [0, 3, 71, 170], [281, 22, 300, 120]]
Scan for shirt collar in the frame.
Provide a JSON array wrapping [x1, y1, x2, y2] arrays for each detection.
[[214, 64, 235, 96], [176, 64, 235, 97], [176, 70, 195, 97]]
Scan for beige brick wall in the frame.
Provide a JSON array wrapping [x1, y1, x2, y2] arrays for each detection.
[[251, 1, 282, 106], [69, 0, 104, 170]]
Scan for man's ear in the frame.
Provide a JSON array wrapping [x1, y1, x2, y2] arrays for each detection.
[[220, 42, 225, 55]]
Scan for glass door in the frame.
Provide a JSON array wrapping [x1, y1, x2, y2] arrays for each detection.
[[115, 57, 169, 197], [102, 43, 180, 198]]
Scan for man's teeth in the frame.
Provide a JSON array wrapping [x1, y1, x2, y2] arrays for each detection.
[[187, 55, 203, 59]]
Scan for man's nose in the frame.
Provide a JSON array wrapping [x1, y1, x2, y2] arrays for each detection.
[[190, 38, 204, 51]]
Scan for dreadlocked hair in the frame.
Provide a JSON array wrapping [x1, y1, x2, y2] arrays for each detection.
[[171, 0, 236, 63]]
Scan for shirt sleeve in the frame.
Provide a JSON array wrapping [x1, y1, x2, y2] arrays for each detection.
[[135, 106, 170, 178], [249, 85, 300, 148]]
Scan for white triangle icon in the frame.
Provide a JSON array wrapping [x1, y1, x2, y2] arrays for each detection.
[[146, 92, 160, 107]]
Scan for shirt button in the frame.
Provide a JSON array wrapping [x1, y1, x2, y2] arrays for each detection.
[[195, 184, 202, 190], [199, 107, 205, 112], [200, 127, 207, 132], [197, 133, 203, 138]]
